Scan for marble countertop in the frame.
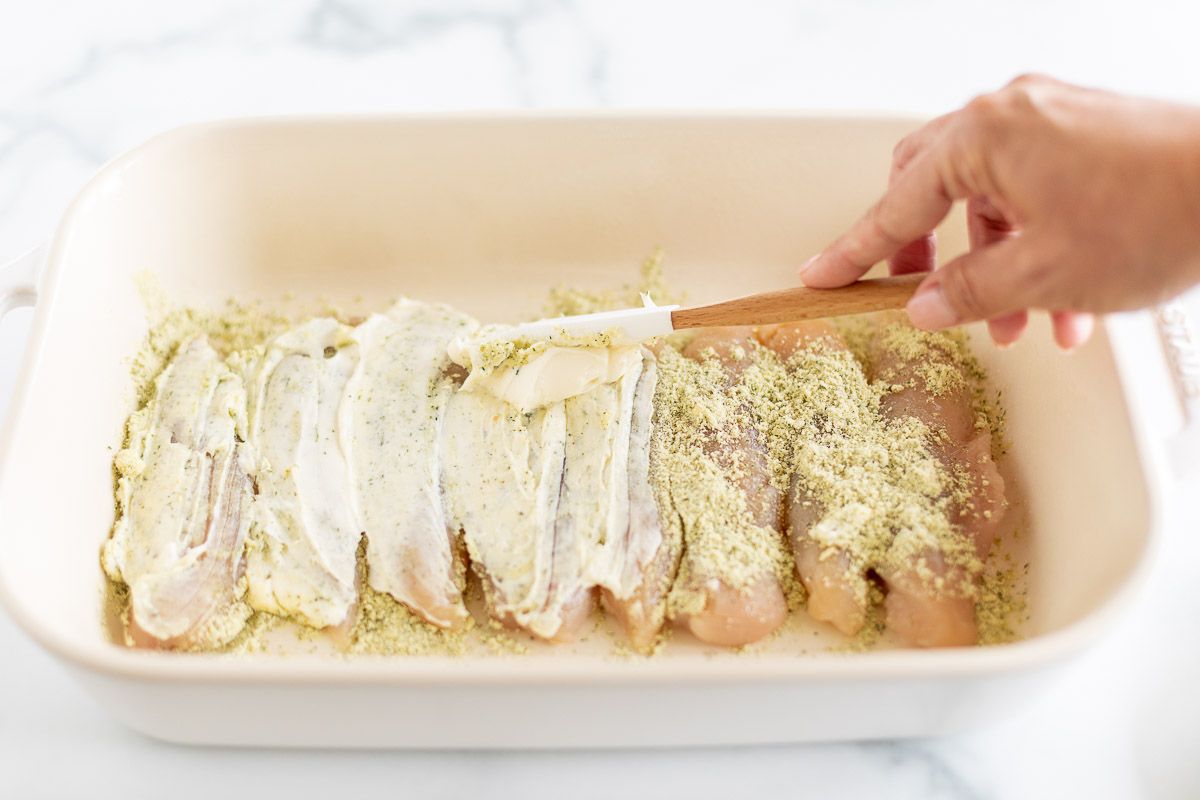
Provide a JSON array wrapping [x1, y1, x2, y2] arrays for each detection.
[[3, 2, 1199, 797]]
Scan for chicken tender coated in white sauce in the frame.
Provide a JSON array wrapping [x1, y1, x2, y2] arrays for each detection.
[[348, 301, 475, 628], [441, 389, 580, 641], [599, 353, 682, 651], [103, 337, 254, 650], [242, 318, 363, 632]]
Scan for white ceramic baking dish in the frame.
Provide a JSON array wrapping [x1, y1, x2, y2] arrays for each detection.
[[0, 115, 1192, 748]]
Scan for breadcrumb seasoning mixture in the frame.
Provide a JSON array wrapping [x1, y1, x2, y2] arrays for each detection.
[[748, 336, 968, 576], [103, 260, 1026, 658], [650, 345, 799, 618]]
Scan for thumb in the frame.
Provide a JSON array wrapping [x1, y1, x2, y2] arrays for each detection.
[[906, 236, 1057, 329]]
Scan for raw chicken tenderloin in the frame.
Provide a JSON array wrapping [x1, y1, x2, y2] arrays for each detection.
[[758, 322, 871, 637], [668, 328, 789, 647], [441, 390, 583, 641], [597, 351, 682, 651], [866, 313, 1006, 647], [243, 318, 363, 630], [346, 300, 475, 628], [102, 337, 254, 649]]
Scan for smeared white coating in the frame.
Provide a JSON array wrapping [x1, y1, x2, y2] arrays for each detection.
[[103, 337, 253, 647], [441, 392, 568, 638], [346, 299, 476, 628], [439, 313, 664, 635], [533, 380, 626, 630], [448, 326, 642, 411], [556, 357, 638, 599], [243, 318, 362, 629], [586, 351, 664, 599], [111, 305, 671, 646], [477, 345, 642, 411], [440, 343, 661, 638]]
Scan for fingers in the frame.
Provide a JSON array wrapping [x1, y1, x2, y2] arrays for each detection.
[[967, 196, 1025, 345], [805, 77, 1100, 351], [885, 114, 959, 276], [905, 236, 1046, 329], [889, 234, 937, 276], [1051, 310, 1096, 350], [987, 312, 1028, 347], [967, 196, 1017, 250], [890, 111, 958, 181], [906, 238, 1096, 351], [801, 146, 962, 288]]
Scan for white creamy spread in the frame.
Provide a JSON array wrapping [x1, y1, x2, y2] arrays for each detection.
[[441, 392, 568, 638], [103, 337, 253, 646], [346, 300, 476, 628], [111, 301, 671, 645], [441, 333, 661, 637], [554, 382, 623, 598], [558, 362, 636, 597], [438, 320, 662, 636], [585, 352, 664, 599], [243, 318, 362, 629], [448, 326, 642, 411]]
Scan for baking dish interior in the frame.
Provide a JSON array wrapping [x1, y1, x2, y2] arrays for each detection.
[[0, 116, 1153, 672]]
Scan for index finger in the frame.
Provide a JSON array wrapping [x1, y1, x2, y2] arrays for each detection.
[[799, 132, 966, 288]]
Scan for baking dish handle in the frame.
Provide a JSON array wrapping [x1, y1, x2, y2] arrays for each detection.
[[1153, 300, 1200, 478], [0, 246, 42, 316]]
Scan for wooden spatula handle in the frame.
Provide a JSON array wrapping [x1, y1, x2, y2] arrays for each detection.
[[670, 273, 925, 329]]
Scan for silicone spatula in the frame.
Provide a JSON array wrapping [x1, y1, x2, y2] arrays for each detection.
[[509, 273, 924, 342]]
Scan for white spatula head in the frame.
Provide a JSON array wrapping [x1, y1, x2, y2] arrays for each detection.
[[508, 302, 679, 343]]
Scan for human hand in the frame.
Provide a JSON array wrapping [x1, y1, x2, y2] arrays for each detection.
[[799, 75, 1200, 349]]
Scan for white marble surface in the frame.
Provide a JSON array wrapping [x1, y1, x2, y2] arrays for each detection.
[[3, 1, 1200, 797]]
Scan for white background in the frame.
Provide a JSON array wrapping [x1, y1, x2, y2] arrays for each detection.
[[3, 1, 1200, 797]]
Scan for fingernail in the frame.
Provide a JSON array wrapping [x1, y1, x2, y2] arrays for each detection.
[[1054, 312, 1096, 353], [798, 255, 819, 277], [1058, 335, 1085, 354], [906, 285, 959, 329]]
